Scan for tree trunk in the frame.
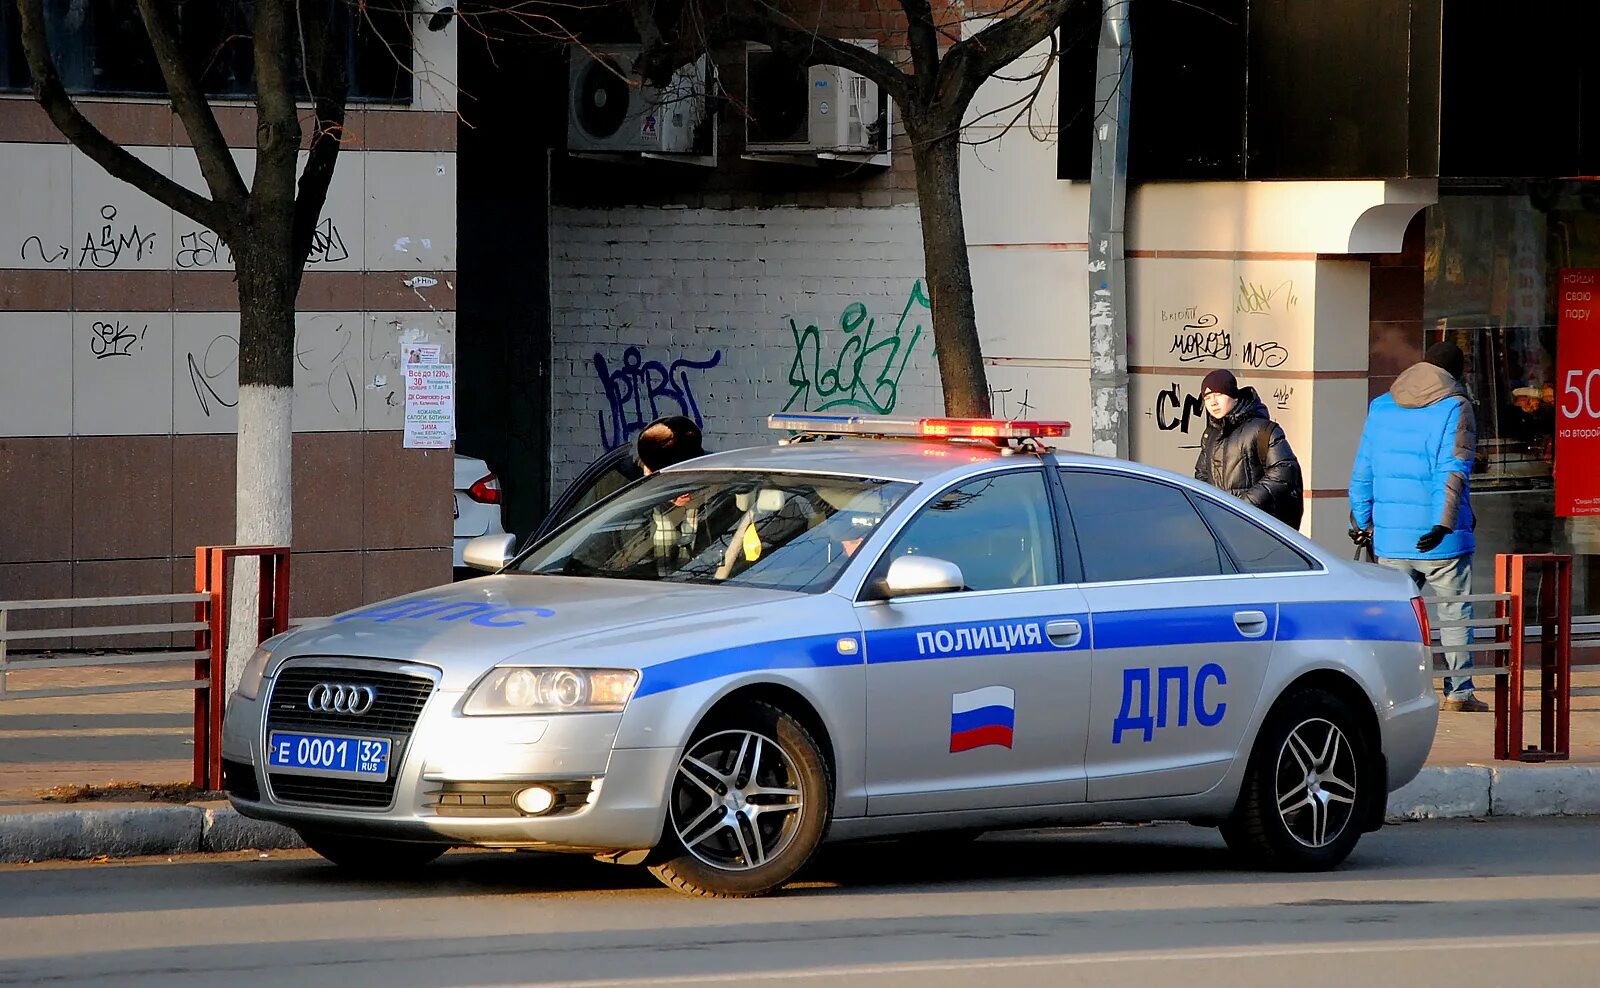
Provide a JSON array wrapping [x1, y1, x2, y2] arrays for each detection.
[[224, 246, 298, 695], [910, 126, 990, 417]]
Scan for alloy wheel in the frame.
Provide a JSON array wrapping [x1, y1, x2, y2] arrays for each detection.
[[1274, 717, 1358, 848], [669, 729, 806, 872]]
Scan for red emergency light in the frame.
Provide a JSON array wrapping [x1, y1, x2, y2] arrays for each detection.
[[767, 412, 1071, 441]]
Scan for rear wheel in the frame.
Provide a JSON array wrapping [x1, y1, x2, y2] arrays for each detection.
[[649, 702, 831, 898], [298, 830, 448, 875], [1221, 688, 1373, 871]]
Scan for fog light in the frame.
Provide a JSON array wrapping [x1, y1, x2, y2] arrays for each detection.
[[515, 786, 556, 815]]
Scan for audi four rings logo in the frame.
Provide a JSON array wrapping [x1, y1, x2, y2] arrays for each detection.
[[307, 683, 378, 715]]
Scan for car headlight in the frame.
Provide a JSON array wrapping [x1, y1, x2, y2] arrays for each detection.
[[462, 667, 639, 716], [235, 643, 275, 701]]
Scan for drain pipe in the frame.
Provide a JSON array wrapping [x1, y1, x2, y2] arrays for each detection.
[[1088, 0, 1132, 458]]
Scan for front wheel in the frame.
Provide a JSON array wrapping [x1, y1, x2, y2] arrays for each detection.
[[298, 830, 448, 875], [1220, 689, 1374, 871], [648, 702, 831, 898]]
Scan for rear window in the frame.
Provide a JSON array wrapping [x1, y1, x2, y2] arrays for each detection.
[[1059, 470, 1228, 583], [1192, 496, 1316, 574]]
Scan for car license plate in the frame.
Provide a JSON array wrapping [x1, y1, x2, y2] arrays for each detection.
[[267, 731, 390, 781]]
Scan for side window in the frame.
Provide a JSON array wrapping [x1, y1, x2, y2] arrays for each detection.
[[1059, 470, 1228, 583], [552, 466, 634, 529], [878, 471, 1060, 592], [1193, 496, 1315, 574]]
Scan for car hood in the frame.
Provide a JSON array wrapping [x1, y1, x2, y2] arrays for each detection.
[[268, 575, 808, 690]]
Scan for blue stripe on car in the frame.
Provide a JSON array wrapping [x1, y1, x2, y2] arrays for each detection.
[[1277, 600, 1420, 643], [1090, 604, 1279, 650], [634, 634, 859, 699], [629, 600, 1417, 699]]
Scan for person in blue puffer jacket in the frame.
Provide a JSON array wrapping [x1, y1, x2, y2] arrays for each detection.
[[1349, 340, 1483, 711]]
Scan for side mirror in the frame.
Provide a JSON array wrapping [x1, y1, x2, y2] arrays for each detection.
[[463, 533, 517, 573], [881, 555, 965, 599]]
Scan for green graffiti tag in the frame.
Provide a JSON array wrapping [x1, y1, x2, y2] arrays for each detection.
[[782, 280, 931, 414]]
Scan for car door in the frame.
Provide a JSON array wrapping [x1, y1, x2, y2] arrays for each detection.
[[856, 467, 1093, 815], [1058, 468, 1280, 802]]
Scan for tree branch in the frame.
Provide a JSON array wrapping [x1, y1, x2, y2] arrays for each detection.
[[291, 0, 351, 274], [937, 0, 1075, 115], [134, 0, 249, 209], [899, 0, 941, 103], [251, 0, 301, 226], [16, 0, 236, 238]]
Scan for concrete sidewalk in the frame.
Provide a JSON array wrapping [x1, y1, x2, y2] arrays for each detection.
[[1, 659, 1598, 863]]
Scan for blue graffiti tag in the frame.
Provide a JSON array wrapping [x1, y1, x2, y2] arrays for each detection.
[[594, 346, 724, 451], [783, 280, 930, 415]]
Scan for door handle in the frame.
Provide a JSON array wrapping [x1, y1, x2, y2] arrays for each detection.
[[1233, 609, 1269, 638], [1045, 619, 1083, 648]]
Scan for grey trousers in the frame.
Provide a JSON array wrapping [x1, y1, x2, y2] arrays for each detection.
[[1378, 554, 1475, 700]]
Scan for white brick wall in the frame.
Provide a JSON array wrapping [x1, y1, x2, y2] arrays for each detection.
[[549, 205, 944, 494]]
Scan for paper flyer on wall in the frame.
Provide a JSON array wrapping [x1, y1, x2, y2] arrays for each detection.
[[403, 361, 454, 449]]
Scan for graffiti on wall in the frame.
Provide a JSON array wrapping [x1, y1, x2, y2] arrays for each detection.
[[594, 346, 724, 451], [782, 280, 931, 415], [1149, 380, 1206, 450], [1236, 278, 1299, 316], [78, 205, 158, 268], [88, 319, 148, 359]]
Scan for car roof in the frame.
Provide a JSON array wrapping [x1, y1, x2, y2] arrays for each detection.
[[658, 436, 1162, 486]]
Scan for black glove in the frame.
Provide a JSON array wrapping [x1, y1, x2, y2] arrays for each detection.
[[1416, 525, 1451, 552], [1348, 526, 1372, 547]]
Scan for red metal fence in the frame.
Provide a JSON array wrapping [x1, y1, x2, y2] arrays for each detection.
[[1427, 553, 1575, 762], [192, 545, 290, 790]]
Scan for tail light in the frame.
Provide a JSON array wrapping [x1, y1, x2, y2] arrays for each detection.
[[467, 473, 501, 505], [1410, 595, 1431, 645]]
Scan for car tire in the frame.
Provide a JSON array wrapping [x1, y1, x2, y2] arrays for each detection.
[[1220, 687, 1374, 871], [298, 830, 448, 875], [648, 701, 832, 898]]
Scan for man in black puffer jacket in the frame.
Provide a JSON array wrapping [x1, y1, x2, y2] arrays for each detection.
[[1193, 369, 1304, 529]]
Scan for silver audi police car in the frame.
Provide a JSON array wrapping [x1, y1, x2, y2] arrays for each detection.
[[222, 413, 1437, 897]]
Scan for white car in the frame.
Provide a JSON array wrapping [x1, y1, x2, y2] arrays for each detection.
[[453, 455, 505, 578], [226, 414, 1437, 898]]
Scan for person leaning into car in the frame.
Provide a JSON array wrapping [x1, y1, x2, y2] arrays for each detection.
[[636, 416, 709, 576]]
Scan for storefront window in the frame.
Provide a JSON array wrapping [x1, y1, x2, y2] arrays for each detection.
[[1425, 191, 1600, 617], [0, 0, 414, 103]]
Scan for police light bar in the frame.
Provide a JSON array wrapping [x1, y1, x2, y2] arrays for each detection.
[[767, 412, 1070, 440]]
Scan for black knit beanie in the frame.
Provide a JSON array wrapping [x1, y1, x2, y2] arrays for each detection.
[[1200, 368, 1239, 399], [1424, 340, 1465, 381]]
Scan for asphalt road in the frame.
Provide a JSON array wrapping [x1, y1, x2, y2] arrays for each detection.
[[2, 818, 1598, 987]]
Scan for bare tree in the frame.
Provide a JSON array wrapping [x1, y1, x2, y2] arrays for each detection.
[[627, 0, 1079, 416], [17, 0, 352, 687]]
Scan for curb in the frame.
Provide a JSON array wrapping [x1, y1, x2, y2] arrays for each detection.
[[1, 766, 1595, 864], [0, 801, 301, 864], [1385, 765, 1600, 821]]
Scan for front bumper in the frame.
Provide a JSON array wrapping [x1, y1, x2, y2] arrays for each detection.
[[222, 680, 677, 853]]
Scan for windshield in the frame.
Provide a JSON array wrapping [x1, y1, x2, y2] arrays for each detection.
[[515, 470, 915, 592]]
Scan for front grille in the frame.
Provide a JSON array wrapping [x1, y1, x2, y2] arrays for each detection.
[[266, 665, 435, 733], [264, 662, 437, 811], [222, 758, 260, 802], [268, 775, 397, 809], [429, 780, 596, 818]]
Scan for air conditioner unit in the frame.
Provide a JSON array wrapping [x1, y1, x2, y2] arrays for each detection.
[[567, 45, 710, 154], [745, 41, 886, 154]]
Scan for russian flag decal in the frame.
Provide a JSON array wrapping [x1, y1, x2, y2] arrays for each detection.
[[950, 686, 1016, 753]]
